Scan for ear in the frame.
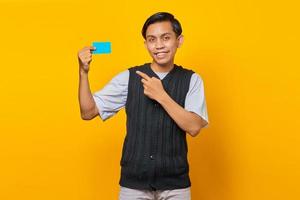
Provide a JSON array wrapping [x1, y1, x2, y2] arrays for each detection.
[[144, 40, 147, 49], [177, 35, 184, 48]]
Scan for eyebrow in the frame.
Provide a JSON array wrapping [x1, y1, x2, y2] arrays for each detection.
[[146, 32, 172, 38]]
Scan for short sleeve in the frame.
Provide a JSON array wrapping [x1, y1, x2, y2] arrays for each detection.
[[92, 70, 129, 121], [184, 73, 209, 128]]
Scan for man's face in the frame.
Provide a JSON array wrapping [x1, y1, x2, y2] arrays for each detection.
[[144, 21, 183, 66]]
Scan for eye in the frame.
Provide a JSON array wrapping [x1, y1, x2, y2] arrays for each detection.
[[148, 38, 155, 42], [163, 36, 170, 40]]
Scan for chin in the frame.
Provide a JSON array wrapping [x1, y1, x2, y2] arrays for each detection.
[[153, 58, 171, 66]]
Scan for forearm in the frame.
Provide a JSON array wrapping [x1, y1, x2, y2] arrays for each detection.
[[78, 68, 98, 120], [157, 93, 204, 137]]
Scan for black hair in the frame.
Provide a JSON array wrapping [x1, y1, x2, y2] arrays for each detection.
[[142, 12, 182, 39]]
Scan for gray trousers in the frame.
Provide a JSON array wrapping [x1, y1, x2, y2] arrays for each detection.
[[119, 186, 191, 200]]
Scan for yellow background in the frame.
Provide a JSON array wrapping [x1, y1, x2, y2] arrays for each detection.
[[0, 0, 299, 199]]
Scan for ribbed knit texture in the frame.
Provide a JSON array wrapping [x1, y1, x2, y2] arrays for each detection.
[[119, 63, 194, 190]]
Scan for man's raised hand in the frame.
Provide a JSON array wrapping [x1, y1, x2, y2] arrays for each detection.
[[136, 70, 167, 102], [78, 46, 96, 73]]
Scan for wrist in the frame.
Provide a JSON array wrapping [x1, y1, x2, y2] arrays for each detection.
[[79, 67, 89, 76], [157, 91, 169, 105]]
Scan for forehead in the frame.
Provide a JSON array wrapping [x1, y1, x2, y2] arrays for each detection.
[[145, 21, 175, 37]]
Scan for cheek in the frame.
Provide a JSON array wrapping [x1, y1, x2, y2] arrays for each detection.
[[167, 46, 177, 54], [146, 44, 155, 53], [166, 41, 178, 50]]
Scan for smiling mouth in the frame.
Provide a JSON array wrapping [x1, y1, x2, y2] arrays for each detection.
[[154, 51, 169, 58]]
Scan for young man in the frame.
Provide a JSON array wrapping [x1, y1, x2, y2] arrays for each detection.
[[78, 12, 209, 200]]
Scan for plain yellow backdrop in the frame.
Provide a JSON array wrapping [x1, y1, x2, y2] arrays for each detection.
[[0, 0, 299, 199]]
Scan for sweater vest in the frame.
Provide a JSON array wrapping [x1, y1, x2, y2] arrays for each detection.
[[119, 62, 194, 190]]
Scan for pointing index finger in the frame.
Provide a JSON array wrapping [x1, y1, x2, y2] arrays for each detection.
[[136, 70, 150, 80]]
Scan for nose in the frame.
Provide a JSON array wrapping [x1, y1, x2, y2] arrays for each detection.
[[155, 39, 165, 49]]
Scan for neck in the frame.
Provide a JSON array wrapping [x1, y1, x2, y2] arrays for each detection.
[[150, 60, 174, 72]]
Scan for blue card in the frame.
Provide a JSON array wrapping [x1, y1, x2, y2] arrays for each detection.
[[92, 42, 111, 54]]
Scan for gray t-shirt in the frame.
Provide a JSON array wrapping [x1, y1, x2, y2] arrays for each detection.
[[93, 69, 209, 128]]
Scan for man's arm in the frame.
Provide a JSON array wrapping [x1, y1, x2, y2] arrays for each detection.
[[158, 93, 207, 137], [78, 46, 99, 120], [78, 69, 99, 120], [136, 70, 207, 137]]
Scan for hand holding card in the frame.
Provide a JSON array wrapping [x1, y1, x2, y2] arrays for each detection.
[[92, 42, 111, 54]]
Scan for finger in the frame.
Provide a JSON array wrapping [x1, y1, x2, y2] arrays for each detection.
[[89, 46, 96, 51], [143, 83, 148, 88], [79, 50, 91, 56], [81, 46, 96, 52], [141, 78, 148, 84], [84, 46, 96, 50], [136, 71, 150, 81], [82, 52, 91, 57]]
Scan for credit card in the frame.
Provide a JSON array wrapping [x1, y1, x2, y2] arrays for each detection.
[[92, 42, 111, 54]]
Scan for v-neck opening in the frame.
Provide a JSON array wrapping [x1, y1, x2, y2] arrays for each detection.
[[146, 63, 178, 81]]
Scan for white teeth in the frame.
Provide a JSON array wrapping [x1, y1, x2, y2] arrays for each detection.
[[156, 52, 168, 58], [156, 53, 165, 58]]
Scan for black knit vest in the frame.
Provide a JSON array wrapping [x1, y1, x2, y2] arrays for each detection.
[[119, 63, 194, 190]]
